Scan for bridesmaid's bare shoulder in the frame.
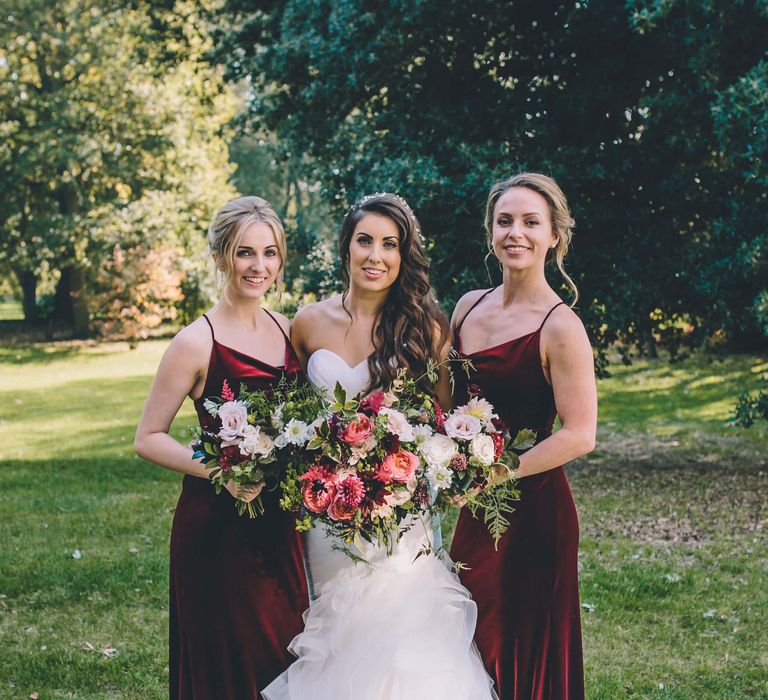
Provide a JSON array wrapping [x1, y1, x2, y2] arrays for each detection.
[[266, 308, 291, 336], [540, 303, 591, 354], [158, 315, 215, 379], [451, 288, 494, 330]]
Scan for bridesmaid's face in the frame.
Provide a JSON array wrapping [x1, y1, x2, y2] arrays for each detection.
[[227, 222, 282, 299], [491, 187, 557, 272], [348, 213, 402, 292]]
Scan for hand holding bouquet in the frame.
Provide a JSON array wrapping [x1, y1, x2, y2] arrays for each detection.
[[192, 377, 324, 517]]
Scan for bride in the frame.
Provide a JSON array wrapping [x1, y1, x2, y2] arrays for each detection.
[[262, 193, 497, 700]]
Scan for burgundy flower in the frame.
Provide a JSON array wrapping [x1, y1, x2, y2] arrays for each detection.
[[491, 416, 508, 433], [412, 480, 430, 508], [380, 432, 401, 454], [221, 445, 242, 468], [466, 383, 482, 398]]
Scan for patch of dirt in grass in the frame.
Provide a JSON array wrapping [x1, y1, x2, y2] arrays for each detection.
[[569, 432, 767, 546]]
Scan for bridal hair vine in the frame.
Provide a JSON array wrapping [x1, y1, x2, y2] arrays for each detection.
[[352, 192, 426, 244]]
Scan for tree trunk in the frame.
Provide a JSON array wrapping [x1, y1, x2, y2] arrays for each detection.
[[55, 265, 90, 336], [14, 268, 38, 323]]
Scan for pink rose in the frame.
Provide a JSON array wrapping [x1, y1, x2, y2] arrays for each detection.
[[301, 479, 337, 513], [378, 450, 419, 483], [327, 494, 356, 521], [337, 414, 374, 446]]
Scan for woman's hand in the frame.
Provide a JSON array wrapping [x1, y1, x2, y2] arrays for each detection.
[[224, 480, 265, 503]]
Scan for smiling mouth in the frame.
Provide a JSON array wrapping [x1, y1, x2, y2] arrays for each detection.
[[362, 267, 386, 276], [504, 245, 531, 253], [243, 276, 267, 285]]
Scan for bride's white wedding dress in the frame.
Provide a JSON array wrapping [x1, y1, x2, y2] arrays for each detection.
[[262, 350, 497, 700]]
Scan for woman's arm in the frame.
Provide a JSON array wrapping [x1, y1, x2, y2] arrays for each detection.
[[134, 324, 212, 479], [289, 304, 315, 372], [432, 328, 454, 411], [516, 309, 597, 478]]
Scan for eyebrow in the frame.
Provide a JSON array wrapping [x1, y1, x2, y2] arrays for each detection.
[[355, 231, 400, 241], [496, 211, 544, 218]]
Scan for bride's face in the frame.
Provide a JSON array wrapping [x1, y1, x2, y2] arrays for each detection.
[[348, 213, 402, 293]]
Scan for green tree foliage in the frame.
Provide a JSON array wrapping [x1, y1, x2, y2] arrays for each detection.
[[214, 0, 768, 365], [0, 0, 236, 334]]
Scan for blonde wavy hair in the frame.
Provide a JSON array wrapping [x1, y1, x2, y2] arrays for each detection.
[[207, 196, 287, 297], [484, 172, 578, 306]]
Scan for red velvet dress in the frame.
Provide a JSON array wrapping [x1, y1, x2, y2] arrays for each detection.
[[169, 312, 308, 699], [450, 292, 584, 700]]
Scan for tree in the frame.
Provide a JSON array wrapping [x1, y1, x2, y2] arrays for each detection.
[[213, 0, 768, 362], [0, 0, 236, 335]]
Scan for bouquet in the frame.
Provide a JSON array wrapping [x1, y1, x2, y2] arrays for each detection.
[[279, 365, 535, 553], [279, 373, 438, 555], [192, 377, 325, 517], [430, 395, 536, 546]]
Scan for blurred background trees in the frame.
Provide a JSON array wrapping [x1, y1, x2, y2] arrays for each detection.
[[1, 0, 766, 413]]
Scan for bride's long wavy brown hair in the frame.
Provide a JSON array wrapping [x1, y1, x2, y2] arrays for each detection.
[[339, 193, 449, 394]]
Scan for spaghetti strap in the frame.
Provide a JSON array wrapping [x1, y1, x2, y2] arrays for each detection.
[[455, 287, 498, 335], [538, 301, 566, 330], [202, 313, 215, 340], [263, 308, 292, 365]]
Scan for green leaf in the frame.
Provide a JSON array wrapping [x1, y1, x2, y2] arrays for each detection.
[[511, 429, 537, 450]]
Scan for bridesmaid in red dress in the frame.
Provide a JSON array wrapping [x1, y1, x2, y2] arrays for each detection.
[[135, 196, 308, 699], [450, 173, 597, 700]]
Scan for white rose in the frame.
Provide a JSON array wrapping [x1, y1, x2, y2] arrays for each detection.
[[469, 434, 495, 467], [385, 488, 412, 507], [240, 425, 274, 458], [443, 413, 483, 441], [455, 397, 497, 427], [379, 407, 416, 442], [419, 433, 458, 468], [426, 463, 453, 491]]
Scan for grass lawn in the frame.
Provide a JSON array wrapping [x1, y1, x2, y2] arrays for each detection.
[[0, 298, 24, 321], [1, 340, 766, 698]]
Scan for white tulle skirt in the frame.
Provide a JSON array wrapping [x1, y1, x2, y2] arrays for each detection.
[[262, 514, 497, 700]]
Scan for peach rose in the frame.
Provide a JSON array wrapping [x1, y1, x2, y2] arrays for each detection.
[[337, 414, 375, 446], [378, 450, 419, 483], [327, 494, 356, 521], [302, 480, 337, 513]]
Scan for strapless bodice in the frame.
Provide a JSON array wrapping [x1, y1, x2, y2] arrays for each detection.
[[306, 349, 371, 399]]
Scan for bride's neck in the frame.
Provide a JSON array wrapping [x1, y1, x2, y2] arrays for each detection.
[[344, 286, 388, 321]]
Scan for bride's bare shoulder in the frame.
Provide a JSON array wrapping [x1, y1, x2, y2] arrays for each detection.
[[294, 295, 345, 326]]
